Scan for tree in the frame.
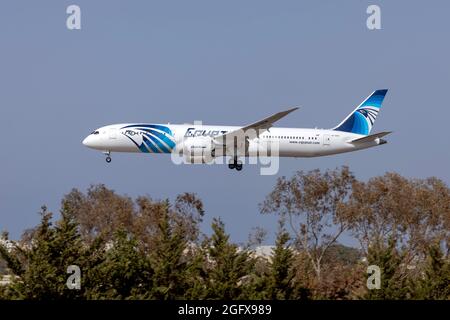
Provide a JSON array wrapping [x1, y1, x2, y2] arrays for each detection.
[[260, 166, 355, 282], [313, 244, 363, 299], [364, 237, 408, 300], [343, 173, 450, 261], [204, 218, 253, 299], [132, 195, 171, 253], [1, 175, 447, 301], [62, 184, 135, 243], [148, 201, 194, 299], [0, 206, 114, 299], [265, 221, 296, 299], [411, 244, 450, 300], [95, 229, 152, 299], [0, 206, 86, 299], [173, 192, 205, 242]]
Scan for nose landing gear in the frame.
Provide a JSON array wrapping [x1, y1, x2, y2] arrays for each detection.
[[103, 151, 112, 163], [228, 157, 243, 171]]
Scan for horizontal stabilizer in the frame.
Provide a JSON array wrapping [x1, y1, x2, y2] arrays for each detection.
[[349, 131, 392, 144]]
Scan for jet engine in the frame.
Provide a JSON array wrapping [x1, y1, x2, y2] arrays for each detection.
[[181, 137, 216, 164]]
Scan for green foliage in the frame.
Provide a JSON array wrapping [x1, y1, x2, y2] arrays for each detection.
[[364, 237, 408, 300], [204, 218, 254, 299], [411, 244, 450, 300], [148, 203, 191, 299], [0, 244, 23, 278], [1, 207, 85, 299], [0, 177, 448, 300], [95, 230, 151, 299], [245, 224, 312, 300], [265, 222, 295, 299]]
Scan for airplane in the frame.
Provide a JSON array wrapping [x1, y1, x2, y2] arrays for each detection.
[[82, 89, 391, 171]]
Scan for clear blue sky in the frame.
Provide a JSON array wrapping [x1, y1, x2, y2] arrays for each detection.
[[1, 1, 449, 245]]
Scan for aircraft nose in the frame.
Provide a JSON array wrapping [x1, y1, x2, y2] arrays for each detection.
[[82, 136, 91, 147]]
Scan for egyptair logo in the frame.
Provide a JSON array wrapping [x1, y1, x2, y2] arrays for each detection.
[[357, 106, 379, 126], [122, 124, 176, 153]]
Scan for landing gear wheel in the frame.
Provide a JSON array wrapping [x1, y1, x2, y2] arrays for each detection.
[[228, 158, 242, 171], [106, 156, 112, 163], [235, 160, 243, 171], [228, 158, 236, 169]]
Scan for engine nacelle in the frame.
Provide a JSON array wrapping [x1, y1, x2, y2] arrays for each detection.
[[181, 137, 216, 164]]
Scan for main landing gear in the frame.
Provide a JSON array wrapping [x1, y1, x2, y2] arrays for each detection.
[[228, 157, 243, 171], [103, 151, 112, 163]]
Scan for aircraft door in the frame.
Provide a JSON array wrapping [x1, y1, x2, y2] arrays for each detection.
[[323, 134, 331, 146]]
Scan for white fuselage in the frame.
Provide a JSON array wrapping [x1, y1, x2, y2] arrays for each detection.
[[82, 123, 382, 158]]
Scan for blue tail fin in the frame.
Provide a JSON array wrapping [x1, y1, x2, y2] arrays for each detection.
[[333, 89, 388, 135]]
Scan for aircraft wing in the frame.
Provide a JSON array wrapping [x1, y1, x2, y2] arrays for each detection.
[[348, 131, 392, 144], [213, 107, 299, 145]]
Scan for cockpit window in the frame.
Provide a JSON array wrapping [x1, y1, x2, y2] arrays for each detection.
[[91, 130, 100, 135]]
